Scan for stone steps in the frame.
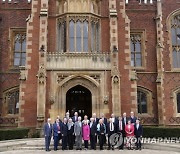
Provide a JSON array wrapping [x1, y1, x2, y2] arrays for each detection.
[[0, 138, 180, 152]]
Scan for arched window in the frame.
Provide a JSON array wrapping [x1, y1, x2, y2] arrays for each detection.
[[177, 92, 180, 113], [137, 90, 147, 114], [4, 89, 19, 115], [171, 14, 180, 68]]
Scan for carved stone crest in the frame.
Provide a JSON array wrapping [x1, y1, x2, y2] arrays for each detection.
[[36, 64, 46, 84]]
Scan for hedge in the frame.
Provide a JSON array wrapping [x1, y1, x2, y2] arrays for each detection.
[[0, 128, 29, 141], [143, 127, 180, 138]]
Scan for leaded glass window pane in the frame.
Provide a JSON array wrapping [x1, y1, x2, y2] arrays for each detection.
[[137, 90, 147, 114], [171, 14, 180, 68]]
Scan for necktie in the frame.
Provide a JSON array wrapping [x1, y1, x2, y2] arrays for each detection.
[[119, 122, 121, 131]]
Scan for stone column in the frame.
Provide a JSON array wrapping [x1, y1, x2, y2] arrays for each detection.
[[155, 0, 165, 125], [109, 0, 121, 116], [36, 0, 49, 129]]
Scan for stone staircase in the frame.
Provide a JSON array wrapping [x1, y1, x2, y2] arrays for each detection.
[[0, 138, 180, 152]]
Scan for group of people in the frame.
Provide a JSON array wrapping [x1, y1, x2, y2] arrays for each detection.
[[44, 111, 143, 152]]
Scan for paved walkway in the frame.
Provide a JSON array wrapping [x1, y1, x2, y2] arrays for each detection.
[[0, 138, 179, 153], [0, 149, 179, 154]]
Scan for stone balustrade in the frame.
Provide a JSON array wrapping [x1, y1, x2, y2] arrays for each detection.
[[46, 52, 111, 71], [125, 0, 155, 4], [1, 0, 31, 3]]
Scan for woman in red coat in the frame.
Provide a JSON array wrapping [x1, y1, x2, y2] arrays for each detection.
[[125, 120, 135, 149], [82, 120, 90, 150]]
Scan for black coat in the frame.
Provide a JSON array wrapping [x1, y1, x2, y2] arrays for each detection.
[[122, 117, 128, 129], [90, 122, 97, 136], [72, 116, 78, 123], [67, 124, 74, 135], [107, 122, 116, 135], [134, 124, 143, 137], [61, 123, 68, 136]]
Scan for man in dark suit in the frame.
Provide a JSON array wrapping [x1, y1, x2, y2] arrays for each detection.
[[111, 113, 118, 125], [92, 113, 99, 125], [53, 119, 61, 151], [117, 116, 125, 150], [134, 119, 143, 150], [122, 112, 128, 128], [100, 113, 108, 144], [44, 118, 52, 152], [97, 119, 106, 150], [130, 111, 137, 125], [61, 117, 68, 150], [72, 112, 78, 123], [67, 118, 74, 150], [90, 118, 97, 150], [107, 118, 116, 150]]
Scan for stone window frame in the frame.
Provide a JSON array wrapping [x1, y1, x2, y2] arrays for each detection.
[[56, 14, 101, 53], [9, 28, 26, 69], [2, 86, 19, 117], [166, 9, 180, 71], [137, 86, 154, 117], [130, 29, 147, 70], [172, 87, 180, 117]]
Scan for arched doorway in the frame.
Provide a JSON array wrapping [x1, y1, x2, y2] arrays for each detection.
[[66, 85, 92, 118]]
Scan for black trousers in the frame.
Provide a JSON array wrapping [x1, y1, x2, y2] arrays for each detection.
[[45, 136, 51, 151], [84, 140, 88, 149], [68, 134, 74, 150], [136, 137, 142, 149], [62, 135, 68, 150], [53, 136, 59, 150], [99, 134, 105, 150], [118, 131, 124, 150], [108, 131, 114, 149], [90, 134, 96, 149]]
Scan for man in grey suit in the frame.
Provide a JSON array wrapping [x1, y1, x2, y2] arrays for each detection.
[[74, 116, 82, 150]]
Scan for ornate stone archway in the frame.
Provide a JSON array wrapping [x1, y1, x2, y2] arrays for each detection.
[[49, 74, 104, 120]]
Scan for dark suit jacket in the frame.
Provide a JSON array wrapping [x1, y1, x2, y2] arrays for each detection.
[[67, 124, 74, 135], [122, 117, 128, 129], [94, 118, 99, 125], [134, 124, 143, 137], [90, 122, 97, 136], [61, 123, 68, 136], [53, 123, 60, 137], [107, 122, 116, 135], [72, 116, 78, 123], [44, 123, 52, 137], [130, 116, 137, 124]]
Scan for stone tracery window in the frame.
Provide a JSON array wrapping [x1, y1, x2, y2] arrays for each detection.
[[171, 14, 180, 68], [4, 88, 19, 115], [58, 17, 100, 52], [137, 90, 147, 114], [13, 32, 26, 66], [177, 92, 180, 113], [130, 34, 143, 67]]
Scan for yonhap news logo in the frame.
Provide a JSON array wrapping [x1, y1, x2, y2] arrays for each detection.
[[109, 132, 123, 148]]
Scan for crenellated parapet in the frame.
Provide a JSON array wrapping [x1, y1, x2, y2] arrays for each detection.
[[125, 0, 156, 5], [1, 0, 31, 3]]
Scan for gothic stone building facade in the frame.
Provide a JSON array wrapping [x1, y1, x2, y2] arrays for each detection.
[[0, 0, 180, 129]]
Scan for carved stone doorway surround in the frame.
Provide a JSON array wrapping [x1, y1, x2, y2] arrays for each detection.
[[49, 72, 109, 121]]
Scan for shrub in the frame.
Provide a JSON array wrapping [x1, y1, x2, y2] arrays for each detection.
[[143, 126, 180, 138], [0, 128, 29, 141]]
